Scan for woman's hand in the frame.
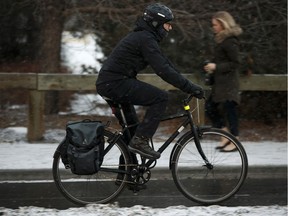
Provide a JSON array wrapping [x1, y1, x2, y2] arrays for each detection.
[[204, 63, 216, 73]]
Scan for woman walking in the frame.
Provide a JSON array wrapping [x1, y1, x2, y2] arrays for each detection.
[[204, 11, 243, 152]]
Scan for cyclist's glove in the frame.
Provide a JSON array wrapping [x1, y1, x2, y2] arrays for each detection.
[[188, 83, 205, 99], [181, 80, 204, 99]]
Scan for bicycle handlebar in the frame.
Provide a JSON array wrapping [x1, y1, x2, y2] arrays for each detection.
[[183, 94, 206, 105]]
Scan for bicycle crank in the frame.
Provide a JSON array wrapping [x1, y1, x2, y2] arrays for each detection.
[[130, 166, 151, 185]]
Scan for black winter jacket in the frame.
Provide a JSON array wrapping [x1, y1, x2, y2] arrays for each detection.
[[96, 19, 198, 94]]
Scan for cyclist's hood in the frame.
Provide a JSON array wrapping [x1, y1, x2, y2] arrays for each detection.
[[134, 18, 166, 42]]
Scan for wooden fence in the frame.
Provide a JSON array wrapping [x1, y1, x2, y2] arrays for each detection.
[[0, 73, 287, 142]]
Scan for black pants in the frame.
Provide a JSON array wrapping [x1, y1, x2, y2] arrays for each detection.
[[97, 78, 168, 139], [205, 96, 239, 136], [105, 100, 138, 144]]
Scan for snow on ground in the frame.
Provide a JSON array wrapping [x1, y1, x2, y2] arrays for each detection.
[[0, 204, 287, 216], [0, 127, 287, 170]]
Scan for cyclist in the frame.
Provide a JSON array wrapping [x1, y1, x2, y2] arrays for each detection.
[[96, 3, 204, 160]]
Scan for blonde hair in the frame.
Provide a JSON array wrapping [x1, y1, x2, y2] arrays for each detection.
[[212, 11, 243, 43], [213, 11, 236, 30]]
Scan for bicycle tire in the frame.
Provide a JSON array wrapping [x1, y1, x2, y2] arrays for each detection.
[[171, 127, 248, 205], [52, 129, 132, 205]]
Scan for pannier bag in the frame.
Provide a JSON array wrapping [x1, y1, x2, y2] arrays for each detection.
[[66, 120, 105, 175]]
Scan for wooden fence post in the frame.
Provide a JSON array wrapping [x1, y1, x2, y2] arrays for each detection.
[[27, 90, 45, 142], [191, 98, 206, 125]]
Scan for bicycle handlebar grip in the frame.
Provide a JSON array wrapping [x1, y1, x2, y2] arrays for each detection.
[[184, 94, 206, 104]]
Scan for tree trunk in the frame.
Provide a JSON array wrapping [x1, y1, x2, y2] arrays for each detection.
[[37, 0, 65, 114]]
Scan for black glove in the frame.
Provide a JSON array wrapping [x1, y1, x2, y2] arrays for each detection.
[[189, 83, 205, 99], [181, 80, 204, 99]]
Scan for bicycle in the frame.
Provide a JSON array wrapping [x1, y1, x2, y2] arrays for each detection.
[[52, 94, 248, 206]]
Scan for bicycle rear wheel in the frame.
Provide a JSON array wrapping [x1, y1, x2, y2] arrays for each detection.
[[171, 128, 248, 204], [52, 130, 132, 205]]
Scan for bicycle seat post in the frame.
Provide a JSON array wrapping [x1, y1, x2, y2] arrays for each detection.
[[118, 104, 127, 126], [118, 104, 135, 143]]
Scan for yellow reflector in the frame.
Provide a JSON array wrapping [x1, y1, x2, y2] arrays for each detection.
[[184, 105, 190, 110]]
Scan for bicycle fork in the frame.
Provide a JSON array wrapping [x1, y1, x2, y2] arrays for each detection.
[[192, 125, 214, 170], [184, 98, 213, 170]]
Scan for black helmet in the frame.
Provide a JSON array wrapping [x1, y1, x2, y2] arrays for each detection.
[[143, 3, 174, 28]]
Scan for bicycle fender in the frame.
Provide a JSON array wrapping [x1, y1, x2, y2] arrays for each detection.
[[169, 131, 193, 170]]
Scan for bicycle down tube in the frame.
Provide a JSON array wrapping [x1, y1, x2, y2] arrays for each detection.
[[145, 97, 211, 169]]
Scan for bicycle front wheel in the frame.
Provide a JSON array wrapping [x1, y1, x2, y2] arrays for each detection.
[[171, 128, 248, 205], [52, 130, 132, 205]]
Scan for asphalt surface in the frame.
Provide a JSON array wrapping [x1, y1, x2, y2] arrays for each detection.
[[0, 166, 286, 209]]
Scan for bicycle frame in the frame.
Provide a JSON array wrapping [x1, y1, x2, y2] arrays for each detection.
[[104, 95, 212, 171]]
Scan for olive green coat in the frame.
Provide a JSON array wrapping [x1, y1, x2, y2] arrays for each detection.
[[211, 36, 241, 104]]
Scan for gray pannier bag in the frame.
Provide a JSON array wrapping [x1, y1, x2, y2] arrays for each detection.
[[66, 120, 105, 175]]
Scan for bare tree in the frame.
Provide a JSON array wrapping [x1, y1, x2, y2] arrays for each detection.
[[1, 0, 286, 74], [61, 0, 286, 74]]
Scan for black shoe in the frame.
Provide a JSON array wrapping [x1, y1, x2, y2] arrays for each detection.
[[128, 136, 160, 160]]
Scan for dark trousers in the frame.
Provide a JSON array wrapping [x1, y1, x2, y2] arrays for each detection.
[[105, 100, 138, 144], [205, 96, 239, 136], [97, 78, 168, 139]]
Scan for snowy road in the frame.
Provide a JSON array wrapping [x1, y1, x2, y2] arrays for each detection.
[[0, 177, 287, 208]]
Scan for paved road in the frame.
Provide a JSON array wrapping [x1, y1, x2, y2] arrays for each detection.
[[0, 176, 286, 209]]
